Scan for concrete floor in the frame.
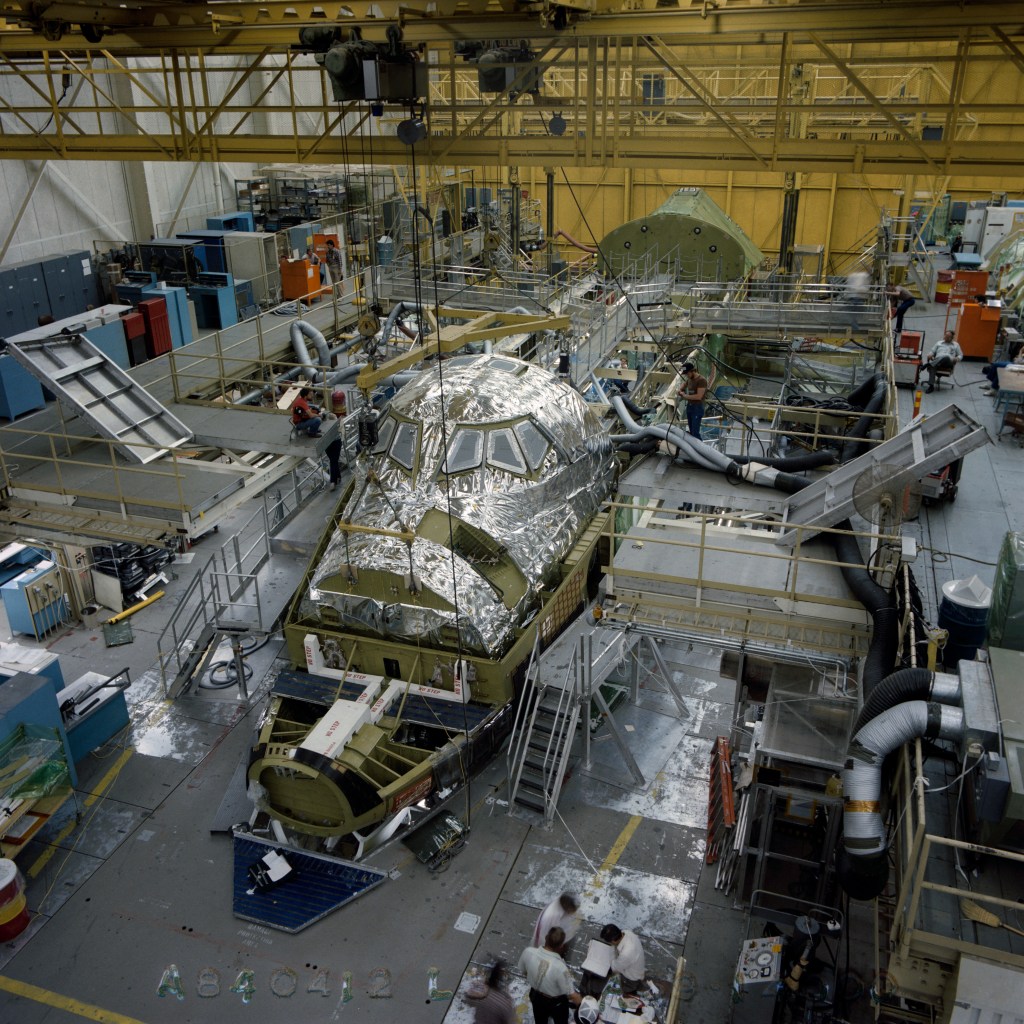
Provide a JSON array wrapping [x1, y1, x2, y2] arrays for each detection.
[[0, 296, 1020, 1024]]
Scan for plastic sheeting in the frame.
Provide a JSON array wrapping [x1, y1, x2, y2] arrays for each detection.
[[302, 355, 615, 657], [986, 532, 1024, 650]]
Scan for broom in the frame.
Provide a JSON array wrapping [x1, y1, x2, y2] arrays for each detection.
[[960, 898, 1024, 938]]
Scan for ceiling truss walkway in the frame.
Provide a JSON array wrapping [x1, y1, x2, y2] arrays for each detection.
[[0, 2, 1023, 174]]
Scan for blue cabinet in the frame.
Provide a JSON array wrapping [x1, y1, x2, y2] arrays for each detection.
[[14, 262, 49, 327], [0, 354, 46, 421], [207, 212, 255, 232], [0, 673, 77, 788], [190, 273, 237, 329], [149, 286, 192, 348], [1, 562, 68, 638], [58, 671, 130, 762], [39, 251, 97, 321], [83, 320, 131, 369], [0, 646, 64, 694]]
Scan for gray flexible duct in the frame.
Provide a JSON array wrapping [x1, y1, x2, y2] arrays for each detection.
[[382, 302, 422, 342], [853, 667, 961, 734], [235, 335, 364, 406], [291, 320, 331, 381], [840, 700, 963, 899], [604, 387, 727, 472]]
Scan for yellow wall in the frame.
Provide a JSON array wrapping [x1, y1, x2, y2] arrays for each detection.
[[486, 166, 1024, 275]]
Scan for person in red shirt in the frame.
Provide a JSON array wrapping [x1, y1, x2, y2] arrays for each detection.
[[291, 388, 322, 437]]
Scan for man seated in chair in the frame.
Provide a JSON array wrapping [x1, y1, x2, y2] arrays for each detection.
[[922, 330, 962, 393], [290, 387, 323, 437]]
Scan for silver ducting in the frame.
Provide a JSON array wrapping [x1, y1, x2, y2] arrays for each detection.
[[606, 389, 732, 472], [291, 320, 332, 381], [843, 700, 964, 857], [931, 671, 962, 705], [382, 302, 423, 342]]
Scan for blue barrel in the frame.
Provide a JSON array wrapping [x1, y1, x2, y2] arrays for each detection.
[[938, 576, 992, 667], [715, 385, 739, 401]]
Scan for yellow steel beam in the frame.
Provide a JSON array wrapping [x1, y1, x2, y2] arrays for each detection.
[[354, 308, 569, 392], [1, 2, 1022, 52], [3, 131, 1022, 176], [0, 22, 1022, 175]]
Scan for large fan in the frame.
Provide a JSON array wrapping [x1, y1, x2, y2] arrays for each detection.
[[851, 462, 923, 526]]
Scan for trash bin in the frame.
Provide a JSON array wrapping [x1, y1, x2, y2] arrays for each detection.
[[81, 603, 103, 629], [938, 575, 992, 667]]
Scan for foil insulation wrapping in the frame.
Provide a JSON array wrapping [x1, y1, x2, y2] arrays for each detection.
[[302, 354, 615, 656]]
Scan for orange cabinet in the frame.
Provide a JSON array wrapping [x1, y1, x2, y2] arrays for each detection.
[[955, 301, 1002, 360], [280, 259, 329, 301]]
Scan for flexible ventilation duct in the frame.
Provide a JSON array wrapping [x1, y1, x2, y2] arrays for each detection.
[[840, 373, 888, 463], [853, 667, 961, 734], [291, 320, 332, 382], [839, 700, 963, 900]]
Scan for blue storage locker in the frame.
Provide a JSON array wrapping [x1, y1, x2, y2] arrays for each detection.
[[150, 285, 192, 347], [0, 353, 46, 421], [14, 262, 49, 326], [65, 250, 100, 311], [40, 255, 74, 319], [83, 320, 131, 369], [0, 264, 33, 337]]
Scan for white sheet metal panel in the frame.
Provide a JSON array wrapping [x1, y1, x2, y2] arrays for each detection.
[[948, 956, 1024, 1024], [3, 334, 193, 464]]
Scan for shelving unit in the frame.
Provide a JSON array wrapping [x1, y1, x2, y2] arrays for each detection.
[[235, 173, 347, 231]]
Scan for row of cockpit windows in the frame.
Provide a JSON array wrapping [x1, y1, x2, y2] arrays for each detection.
[[372, 414, 552, 479]]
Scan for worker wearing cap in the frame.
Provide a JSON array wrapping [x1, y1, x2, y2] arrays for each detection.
[[678, 362, 708, 438]]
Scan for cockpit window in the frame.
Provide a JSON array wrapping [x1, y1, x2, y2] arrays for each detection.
[[442, 429, 484, 475], [372, 415, 396, 455], [389, 421, 419, 471], [514, 420, 550, 471], [487, 428, 527, 475]]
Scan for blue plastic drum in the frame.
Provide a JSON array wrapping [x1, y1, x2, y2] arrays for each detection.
[[938, 576, 992, 667]]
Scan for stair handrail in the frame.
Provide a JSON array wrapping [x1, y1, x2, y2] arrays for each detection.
[[535, 648, 580, 819], [539, 636, 587, 821], [506, 630, 542, 809]]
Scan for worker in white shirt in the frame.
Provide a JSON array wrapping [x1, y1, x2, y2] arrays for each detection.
[[600, 923, 646, 996], [923, 330, 963, 392], [517, 927, 582, 1024], [532, 892, 581, 956]]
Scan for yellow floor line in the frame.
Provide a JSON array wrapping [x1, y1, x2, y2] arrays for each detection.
[[585, 813, 642, 894], [0, 975, 148, 1024], [27, 748, 134, 880]]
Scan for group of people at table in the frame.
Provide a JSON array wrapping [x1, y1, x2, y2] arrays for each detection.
[[470, 892, 650, 1024]]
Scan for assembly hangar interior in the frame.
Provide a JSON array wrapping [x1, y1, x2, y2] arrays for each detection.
[[0, 3, 1023, 1024]]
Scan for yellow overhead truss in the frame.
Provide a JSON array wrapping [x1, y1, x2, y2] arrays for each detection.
[[0, 1, 1023, 174], [354, 307, 570, 392]]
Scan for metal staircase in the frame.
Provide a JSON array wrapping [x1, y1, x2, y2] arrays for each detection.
[[506, 623, 649, 822], [507, 634, 580, 817]]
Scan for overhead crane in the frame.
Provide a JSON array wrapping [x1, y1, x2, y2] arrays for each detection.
[[0, 1, 1023, 175]]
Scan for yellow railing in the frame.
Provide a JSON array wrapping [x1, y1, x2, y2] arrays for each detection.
[[0, 424, 193, 520], [876, 739, 1024, 1021]]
